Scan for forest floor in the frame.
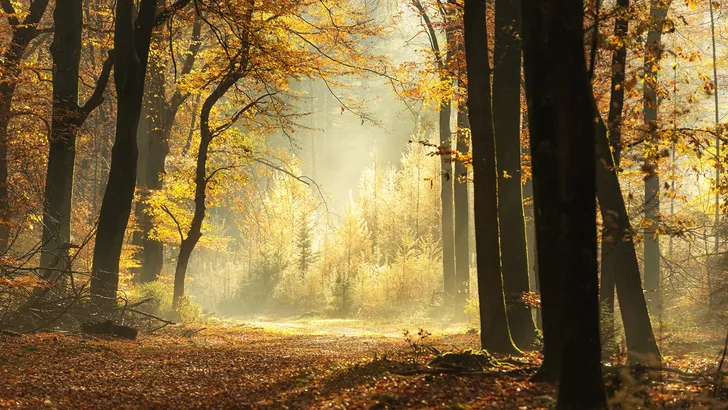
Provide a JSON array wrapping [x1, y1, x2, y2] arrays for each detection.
[[1, 319, 727, 409]]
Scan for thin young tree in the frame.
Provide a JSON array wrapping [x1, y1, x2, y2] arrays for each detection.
[[599, 0, 629, 340], [411, 0, 455, 297], [643, 0, 672, 314], [172, 4, 256, 309]]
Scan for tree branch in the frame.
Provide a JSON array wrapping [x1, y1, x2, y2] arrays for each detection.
[[160, 205, 185, 245], [1, 0, 19, 26], [79, 51, 115, 122]]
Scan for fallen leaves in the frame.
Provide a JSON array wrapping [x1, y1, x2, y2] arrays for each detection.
[[0, 325, 725, 409]]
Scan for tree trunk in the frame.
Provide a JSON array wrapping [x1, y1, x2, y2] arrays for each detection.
[[136, 15, 200, 283], [595, 117, 662, 362], [411, 0, 455, 298], [643, 0, 672, 315], [40, 0, 112, 292], [600, 0, 628, 344], [493, 0, 536, 350], [40, 0, 83, 280], [454, 106, 470, 310], [523, 1, 607, 406], [172, 72, 240, 309], [0, 0, 50, 252], [134, 50, 167, 284], [440, 100, 456, 297], [463, 0, 519, 355], [90, 0, 159, 309]]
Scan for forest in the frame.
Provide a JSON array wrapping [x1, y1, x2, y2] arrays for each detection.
[[1, 0, 728, 408]]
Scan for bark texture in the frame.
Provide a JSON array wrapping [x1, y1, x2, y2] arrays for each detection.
[[463, 0, 519, 355], [0, 0, 50, 251], [523, 5, 608, 406], [91, 0, 160, 308], [642, 0, 672, 315], [493, 0, 536, 349]]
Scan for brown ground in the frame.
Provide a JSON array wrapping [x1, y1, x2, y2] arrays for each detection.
[[0, 322, 725, 409]]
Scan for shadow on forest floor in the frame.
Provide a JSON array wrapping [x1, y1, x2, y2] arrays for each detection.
[[0, 324, 726, 408]]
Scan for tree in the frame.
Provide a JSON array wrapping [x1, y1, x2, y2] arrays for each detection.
[[643, 0, 673, 315], [133, 14, 201, 284], [40, 0, 112, 284], [90, 0, 191, 308], [523, 5, 608, 407], [599, 0, 629, 340], [171, 29, 256, 309], [492, 0, 537, 349], [595, 115, 662, 362], [463, 0, 519, 355], [454, 105, 470, 310], [0, 0, 50, 252], [594, 0, 661, 362], [411, 0, 455, 297]]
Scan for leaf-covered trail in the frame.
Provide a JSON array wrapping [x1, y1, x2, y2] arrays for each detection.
[[0, 325, 550, 409], [0, 324, 724, 409]]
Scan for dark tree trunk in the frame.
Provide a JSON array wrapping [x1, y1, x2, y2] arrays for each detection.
[[595, 117, 662, 362], [0, 0, 50, 252], [172, 73, 239, 309], [523, 4, 608, 405], [135, 16, 200, 283], [454, 106, 470, 309], [463, 0, 519, 355], [134, 62, 167, 284], [599, 0, 628, 344], [40, 0, 83, 279], [493, 0, 536, 350], [643, 0, 672, 315], [172, 6, 252, 308], [91, 0, 159, 309], [40, 0, 112, 283]]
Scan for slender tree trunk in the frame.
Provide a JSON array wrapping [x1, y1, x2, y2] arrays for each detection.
[[493, 0, 536, 349], [523, 2, 607, 405], [411, 0, 456, 298], [172, 73, 239, 309], [595, 117, 662, 362], [171, 4, 252, 307], [643, 0, 672, 315], [0, 0, 50, 252], [600, 0, 628, 343], [454, 105, 470, 310], [440, 100, 456, 297], [708, 0, 720, 308], [91, 0, 159, 309], [463, 0, 519, 355]]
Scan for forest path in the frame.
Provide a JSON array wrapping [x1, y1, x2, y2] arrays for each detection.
[[229, 316, 474, 338], [0, 325, 552, 409], [0, 324, 722, 409]]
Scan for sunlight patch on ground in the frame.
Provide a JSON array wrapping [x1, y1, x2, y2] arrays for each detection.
[[223, 317, 473, 338]]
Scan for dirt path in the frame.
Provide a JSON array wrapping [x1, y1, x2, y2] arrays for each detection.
[[0, 325, 552, 409], [0, 324, 723, 409]]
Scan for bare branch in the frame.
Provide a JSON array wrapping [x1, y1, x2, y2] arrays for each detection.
[[79, 51, 114, 122], [160, 205, 185, 244]]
